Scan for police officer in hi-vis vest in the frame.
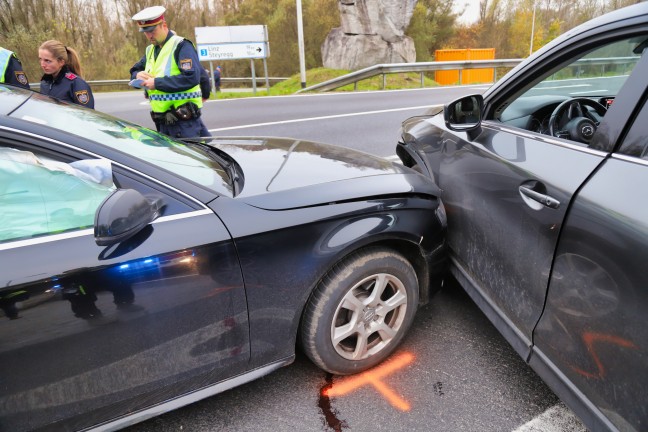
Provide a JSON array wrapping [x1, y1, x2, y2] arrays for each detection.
[[129, 6, 209, 138], [0, 47, 30, 89]]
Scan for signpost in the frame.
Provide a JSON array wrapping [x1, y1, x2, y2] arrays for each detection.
[[195, 25, 270, 95]]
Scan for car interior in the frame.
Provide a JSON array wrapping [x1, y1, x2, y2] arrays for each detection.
[[0, 146, 115, 242], [497, 35, 648, 144]]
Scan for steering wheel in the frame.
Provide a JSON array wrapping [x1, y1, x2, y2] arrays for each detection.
[[548, 97, 607, 144]]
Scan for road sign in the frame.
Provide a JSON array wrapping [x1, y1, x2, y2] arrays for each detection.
[[195, 25, 267, 44], [195, 25, 270, 95], [198, 42, 268, 61]]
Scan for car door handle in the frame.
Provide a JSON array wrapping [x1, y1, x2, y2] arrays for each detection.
[[518, 186, 561, 209]]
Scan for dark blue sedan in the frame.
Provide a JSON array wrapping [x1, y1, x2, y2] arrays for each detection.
[[0, 84, 446, 431]]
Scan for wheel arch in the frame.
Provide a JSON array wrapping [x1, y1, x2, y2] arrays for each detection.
[[296, 237, 440, 349]]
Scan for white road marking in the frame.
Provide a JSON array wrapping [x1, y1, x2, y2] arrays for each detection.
[[207, 105, 438, 132], [531, 84, 590, 90], [204, 84, 490, 101], [571, 89, 608, 95], [513, 403, 588, 432]]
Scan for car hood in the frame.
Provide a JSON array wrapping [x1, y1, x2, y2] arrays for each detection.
[[210, 137, 439, 210]]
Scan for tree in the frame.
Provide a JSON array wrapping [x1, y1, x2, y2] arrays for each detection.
[[406, 0, 458, 61], [0, 0, 642, 83]]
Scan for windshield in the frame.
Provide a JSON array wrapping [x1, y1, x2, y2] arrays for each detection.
[[9, 91, 231, 193], [519, 37, 645, 100]]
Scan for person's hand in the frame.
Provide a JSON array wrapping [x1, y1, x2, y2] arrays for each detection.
[[142, 77, 156, 90], [136, 71, 153, 81]]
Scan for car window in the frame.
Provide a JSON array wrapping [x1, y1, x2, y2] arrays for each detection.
[[618, 96, 648, 159], [0, 146, 115, 243], [8, 92, 232, 194], [499, 36, 647, 139]]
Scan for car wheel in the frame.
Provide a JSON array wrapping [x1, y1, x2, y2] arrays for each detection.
[[301, 247, 419, 375]]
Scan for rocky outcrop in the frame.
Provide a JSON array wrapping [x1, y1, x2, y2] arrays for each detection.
[[323, 0, 418, 70]]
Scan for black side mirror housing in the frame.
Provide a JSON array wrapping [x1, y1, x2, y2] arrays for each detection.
[[94, 189, 162, 247], [444, 95, 484, 138]]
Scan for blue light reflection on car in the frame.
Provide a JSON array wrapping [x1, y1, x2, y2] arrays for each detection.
[[117, 257, 160, 272], [112, 251, 198, 279]]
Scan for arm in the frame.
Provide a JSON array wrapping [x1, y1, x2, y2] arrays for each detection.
[[130, 55, 147, 80], [153, 40, 201, 93], [6, 55, 30, 89], [70, 79, 95, 109]]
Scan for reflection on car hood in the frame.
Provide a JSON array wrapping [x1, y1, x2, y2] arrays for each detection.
[[211, 137, 439, 210]]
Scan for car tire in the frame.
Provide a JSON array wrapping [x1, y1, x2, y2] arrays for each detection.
[[300, 247, 419, 375]]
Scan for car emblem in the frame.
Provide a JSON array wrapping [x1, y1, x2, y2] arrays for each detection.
[[363, 308, 376, 323], [581, 124, 594, 137]]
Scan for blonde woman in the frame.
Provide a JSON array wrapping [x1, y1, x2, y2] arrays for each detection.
[[38, 40, 94, 108]]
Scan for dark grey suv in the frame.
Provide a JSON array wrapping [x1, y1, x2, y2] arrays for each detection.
[[396, 3, 648, 431]]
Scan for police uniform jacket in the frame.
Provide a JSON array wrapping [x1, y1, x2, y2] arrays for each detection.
[[200, 67, 211, 99], [40, 65, 95, 109], [129, 31, 202, 97], [0, 48, 30, 89]]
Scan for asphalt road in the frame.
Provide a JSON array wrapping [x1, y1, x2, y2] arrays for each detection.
[[95, 87, 588, 432], [95, 85, 489, 157]]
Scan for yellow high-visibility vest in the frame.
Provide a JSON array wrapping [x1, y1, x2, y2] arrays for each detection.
[[0, 48, 15, 83], [145, 35, 202, 113]]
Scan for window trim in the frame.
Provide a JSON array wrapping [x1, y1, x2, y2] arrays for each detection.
[[0, 209, 214, 251], [0, 125, 209, 211]]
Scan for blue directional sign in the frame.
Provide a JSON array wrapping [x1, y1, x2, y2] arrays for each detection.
[[197, 42, 268, 61]]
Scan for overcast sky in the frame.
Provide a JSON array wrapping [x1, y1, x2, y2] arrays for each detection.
[[454, 0, 481, 24]]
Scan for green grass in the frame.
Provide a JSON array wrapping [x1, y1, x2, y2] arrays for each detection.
[[210, 67, 439, 100]]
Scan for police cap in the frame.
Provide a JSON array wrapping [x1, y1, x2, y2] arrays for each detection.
[[132, 6, 166, 32]]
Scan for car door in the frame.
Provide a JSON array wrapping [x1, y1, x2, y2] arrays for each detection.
[[0, 135, 249, 431], [438, 105, 606, 358], [531, 75, 648, 431], [432, 34, 647, 359]]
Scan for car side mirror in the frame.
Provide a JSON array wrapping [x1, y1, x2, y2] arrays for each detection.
[[94, 189, 163, 247], [444, 95, 484, 138]]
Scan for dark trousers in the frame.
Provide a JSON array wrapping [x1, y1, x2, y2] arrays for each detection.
[[156, 118, 205, 139]]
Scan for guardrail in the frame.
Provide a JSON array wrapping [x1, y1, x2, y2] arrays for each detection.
[[295, 56, 641, 93], [29, 76, 289, 92], [296, 59, 524, 93], [28, 56, 638, 94]]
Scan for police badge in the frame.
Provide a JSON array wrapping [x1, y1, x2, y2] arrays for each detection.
[[180, 59, 192, 70], [15, 72, 28, 86], [75, 90, 90, 105]]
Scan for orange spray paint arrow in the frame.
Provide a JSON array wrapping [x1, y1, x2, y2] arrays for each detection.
[[324, 352, 414, 411]]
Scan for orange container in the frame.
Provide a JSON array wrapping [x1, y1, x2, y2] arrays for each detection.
[[434, 48, 495, 85]]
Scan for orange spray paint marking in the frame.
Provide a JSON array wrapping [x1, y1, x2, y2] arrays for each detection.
[[324, 352, 414, 411], [571, 332, 638, 379]]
